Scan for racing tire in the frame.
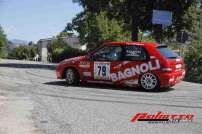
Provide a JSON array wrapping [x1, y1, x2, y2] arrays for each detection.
[[139, 73, 160, 91], [65, 68, 80, 85]]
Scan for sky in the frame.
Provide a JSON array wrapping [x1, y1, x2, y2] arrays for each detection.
[[0, 0, 83, 43]]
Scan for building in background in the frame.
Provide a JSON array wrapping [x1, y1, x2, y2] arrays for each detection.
[[61, 36, 81, 49], [37, 38, 52, 62], [37, 36, 83, 62]]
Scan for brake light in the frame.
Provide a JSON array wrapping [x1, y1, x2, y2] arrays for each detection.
[[176, 64, 182, 69], [162, 68, 172, 72]]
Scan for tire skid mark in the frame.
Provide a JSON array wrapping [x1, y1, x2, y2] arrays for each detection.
[[26, 69, 202, 101], [31, 91, 202, 109], [26, 69, 202, 110], [31, 86, 202, 104], [26, 72, 202, 102]]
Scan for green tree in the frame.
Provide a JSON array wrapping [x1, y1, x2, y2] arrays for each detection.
[[183, 4, 202, 83], [8, 45, 38, 60], [48, 38, 68, 55], [184, 41, 202, 83], [71, 11, 131, 49], [73, 0, 198, 42], [47, 37, 86, 62], [28, 41, 34, 46], [62, 23, 74, 37], [96, 12, 131, 43], [183, 3, 202, 41], [0, 26, 7, 57]]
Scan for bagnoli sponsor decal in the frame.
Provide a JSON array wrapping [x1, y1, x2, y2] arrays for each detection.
[[111, 59, 160, 82]]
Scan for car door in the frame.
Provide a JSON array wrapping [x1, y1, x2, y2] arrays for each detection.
[[90, 45, 123, 83], [119, 45, 149, 85]]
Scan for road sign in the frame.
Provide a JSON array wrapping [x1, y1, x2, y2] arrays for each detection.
[[152, 10, 172, 26]]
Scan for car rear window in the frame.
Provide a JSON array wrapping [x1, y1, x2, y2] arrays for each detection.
[[157, 46, 179, 59]]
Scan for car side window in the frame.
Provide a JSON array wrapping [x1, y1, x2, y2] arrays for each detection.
[[91, 46, 123, 61], [124, 45, 148, 61]]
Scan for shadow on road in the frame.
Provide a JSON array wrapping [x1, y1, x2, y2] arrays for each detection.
[[0, 63, 56, 70], [44, 81, 175, 93]]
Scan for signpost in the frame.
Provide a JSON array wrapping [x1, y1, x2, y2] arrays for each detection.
[[152, 10, 188, 43], [152, 10, 173, 43], [152, 10, 172, 26], [176, 31, 189, 43]]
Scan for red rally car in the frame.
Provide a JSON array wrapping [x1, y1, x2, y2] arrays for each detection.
[[56, 42, 185, 91]]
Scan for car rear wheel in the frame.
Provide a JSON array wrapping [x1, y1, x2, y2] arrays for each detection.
[[139, 73, 160, 91], [65, 68, 79, 85]]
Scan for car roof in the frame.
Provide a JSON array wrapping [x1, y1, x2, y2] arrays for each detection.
[[104, 42, 158, 47]]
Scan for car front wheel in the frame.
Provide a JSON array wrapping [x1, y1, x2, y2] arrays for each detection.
[[139, 73, 160, 91], [65, 68, 79, 85]]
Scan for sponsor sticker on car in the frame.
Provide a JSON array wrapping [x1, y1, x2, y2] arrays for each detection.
[[111, 59, 160, 82], [79, 61, 90, 68]]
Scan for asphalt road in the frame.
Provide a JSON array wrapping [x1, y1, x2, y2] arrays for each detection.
[[0, 59, 202, 134]]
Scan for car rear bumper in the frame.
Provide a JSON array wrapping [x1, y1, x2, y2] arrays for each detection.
[[158, 70, 185, 88]]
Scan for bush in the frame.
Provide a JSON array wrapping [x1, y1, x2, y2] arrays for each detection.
[[8, 45, 38, 60], [51, 46, 86, 63], [48, 38, 86, 63], [184, 41, 202, 83], [0, 26, 6, 58]]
